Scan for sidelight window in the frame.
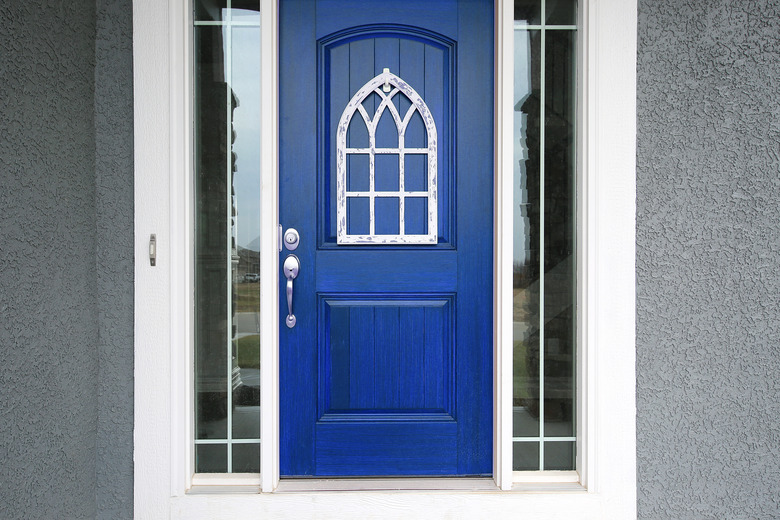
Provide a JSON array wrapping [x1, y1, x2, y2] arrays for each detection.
[[192, 0, 262, 474], [512, 0, 578, 472]]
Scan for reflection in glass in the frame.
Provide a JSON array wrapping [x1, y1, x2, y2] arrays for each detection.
[[545, 0, 576, 25], [513, 0, 577, 471], [544, 441, 575, 470], [513, 442, 540, 471], [543, 29, 576, 440], [513, 27, 541, 440], [196, 444, 227, 473], [194, 4, 261, 473], [513, 0, 541, 26], [194, 0, 260, 22]]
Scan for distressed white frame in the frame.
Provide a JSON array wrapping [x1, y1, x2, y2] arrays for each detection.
[[336, 70, 438, 244], [134, 0, 636, 517]]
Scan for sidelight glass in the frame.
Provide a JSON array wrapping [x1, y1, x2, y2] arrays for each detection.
[[512, 0, 577, 471], [193, 0, 262, 474]]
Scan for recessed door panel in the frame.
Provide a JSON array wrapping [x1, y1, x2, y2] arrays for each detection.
[[321, 297, 453, 413]]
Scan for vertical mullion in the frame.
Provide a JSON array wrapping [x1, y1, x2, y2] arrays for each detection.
[[398, 135, 405, 235], [369, 111, 376, 235], [369, 39, 377, 237], [225, 0, 233, 474], [538, 0, 546, 472]]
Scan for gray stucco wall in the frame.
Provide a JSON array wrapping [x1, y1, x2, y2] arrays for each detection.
[[0, 2, 98, 518], [636, 0, 780, 518], [95, 0, 134, 518], [0, 1, 134, 519]]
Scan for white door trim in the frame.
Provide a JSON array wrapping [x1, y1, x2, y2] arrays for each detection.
[[133, 0, 637, 516]]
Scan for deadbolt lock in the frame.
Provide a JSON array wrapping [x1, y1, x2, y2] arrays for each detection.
[[283, 228, 300, 251]]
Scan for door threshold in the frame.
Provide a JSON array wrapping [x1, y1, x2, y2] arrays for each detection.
[[275, 477, 497, 493]]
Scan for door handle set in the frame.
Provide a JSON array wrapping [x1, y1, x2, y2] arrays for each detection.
[[282, 228, 301, 328], [283, 254, 299, 328]]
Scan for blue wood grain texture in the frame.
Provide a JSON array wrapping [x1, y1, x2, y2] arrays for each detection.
[[323, 298, 451, 413], [279, 0, 318, 477], [374, 306, 400, 408], [455, 0, 494, 475], [349, 305, 375, 408], [316, 421, 457, 476], [315, 250, 457, 292], [374, 197, 399, 235], [328, 304, 350, 409], [425, 43, 449, 240], [375, 154, 399, 192], [280, 0, 493, 477], [399, 306, 425, 409]]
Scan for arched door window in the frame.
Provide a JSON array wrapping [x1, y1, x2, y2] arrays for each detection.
[[336, 68, 438, 244]]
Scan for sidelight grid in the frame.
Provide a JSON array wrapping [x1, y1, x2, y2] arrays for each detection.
[[513, 0, 578, 472]]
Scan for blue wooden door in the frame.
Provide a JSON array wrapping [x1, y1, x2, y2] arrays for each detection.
[[279, 0, 493, 477]]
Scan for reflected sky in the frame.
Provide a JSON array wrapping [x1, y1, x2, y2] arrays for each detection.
[[513, 29, 532, 264], [224, 19, 262, 250]]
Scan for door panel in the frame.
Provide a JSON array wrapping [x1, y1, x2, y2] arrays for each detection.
[[320, 297, 452, 412], [280, 0, 493, 477]]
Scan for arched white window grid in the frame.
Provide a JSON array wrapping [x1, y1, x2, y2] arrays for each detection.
[[336, 69, 438, 244]]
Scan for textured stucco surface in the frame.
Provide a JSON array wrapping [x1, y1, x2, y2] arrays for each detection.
[[636, 0, 780, 518], [95, 0, 134, 518], [0, 2, 98, 518], [0, 1, 134, 519]]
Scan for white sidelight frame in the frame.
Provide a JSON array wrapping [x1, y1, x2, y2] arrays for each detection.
[[134, 0, 637, 517]]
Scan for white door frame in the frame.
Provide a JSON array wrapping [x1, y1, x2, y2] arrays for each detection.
[[133, 0, 637, 517]]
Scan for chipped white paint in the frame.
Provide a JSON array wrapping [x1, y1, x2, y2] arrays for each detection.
[[336, 69, 438, 245]]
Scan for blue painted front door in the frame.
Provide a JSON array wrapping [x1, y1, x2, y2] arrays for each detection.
[[279, 0, 493, 477]]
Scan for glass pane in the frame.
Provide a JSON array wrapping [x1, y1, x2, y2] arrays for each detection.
[[231, 23, 262, 442], [196, 444, 227, 473], [543, 28, 576, 439], [195, 25, 230, 441], [194, 12, 261, 472], [231, 2, 261, 23], [194, 0, 227, 21], [544, 441, 575, 470], [513, 442, 540, 471], [512, 27, 541, 439], [194, 1, 260, 22], [514, 0, 541, 26], [545, 0, 576, 25], [232, 443, 261, 473]]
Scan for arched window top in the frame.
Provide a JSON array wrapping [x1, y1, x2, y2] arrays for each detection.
[[336, 69, 438, 245]]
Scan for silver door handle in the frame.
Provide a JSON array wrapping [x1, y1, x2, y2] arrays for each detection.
[[283, 254, 300, 328]]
